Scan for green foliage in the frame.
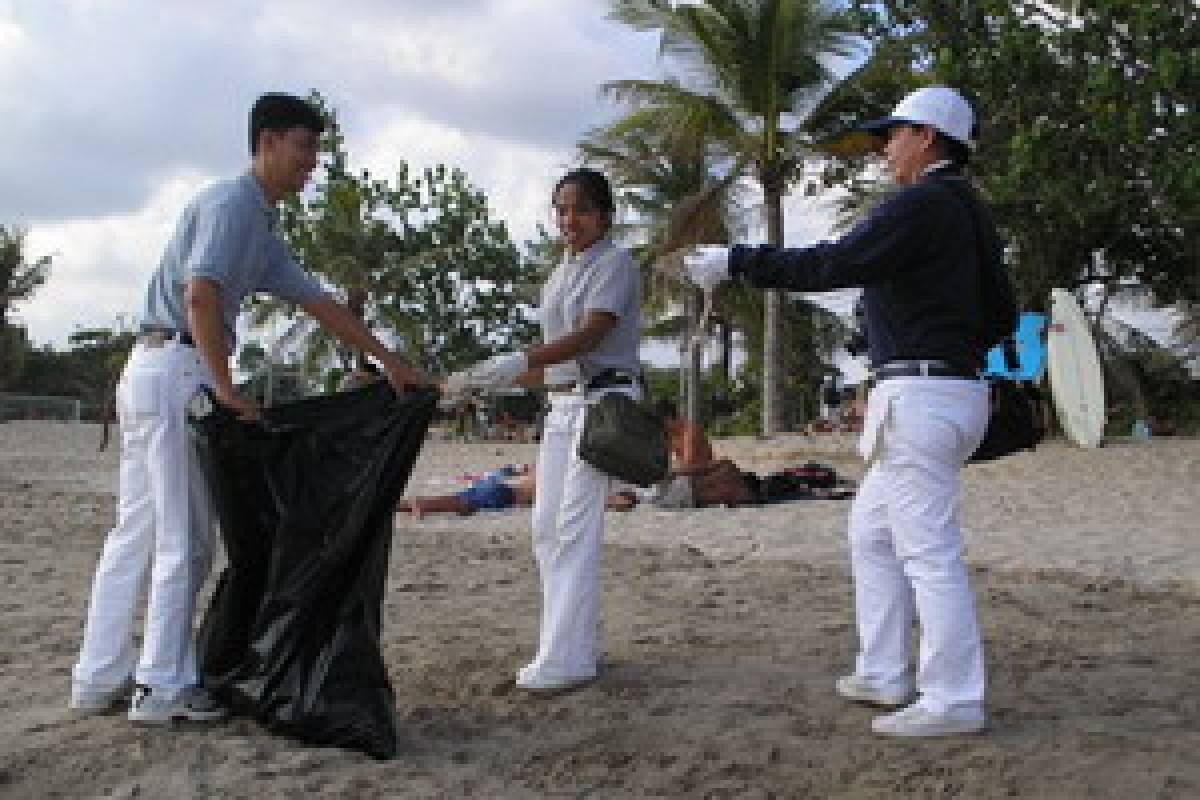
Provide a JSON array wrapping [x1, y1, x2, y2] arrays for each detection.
[[842, 1, 1200, 310], [635, 364, 673, 410], [604, 0, 864, 432], [0, 324, 28, 390], [237, 342, 268, 375], [370, 163, 539, 373], [0, 225, 52, 327], [580, 104, 745, 422], [0, 225, 53, 388], [14, 327, 135, 417], [237, 367, 312, 407], [262, 91, 539, 378]]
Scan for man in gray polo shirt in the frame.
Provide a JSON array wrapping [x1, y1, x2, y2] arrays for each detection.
[[70, 93, 425, 725]]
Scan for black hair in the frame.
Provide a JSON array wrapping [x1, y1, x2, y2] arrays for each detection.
[[552, 167, 616, 213], [654, 398, 678, 420], [249, 93, 325, 155], [933, 131, 972, 167]]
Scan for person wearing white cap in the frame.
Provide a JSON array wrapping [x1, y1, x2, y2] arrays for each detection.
[[683, 86, 1016, 737]]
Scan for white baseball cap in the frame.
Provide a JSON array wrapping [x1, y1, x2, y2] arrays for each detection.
[[859, 86, 976, 149]]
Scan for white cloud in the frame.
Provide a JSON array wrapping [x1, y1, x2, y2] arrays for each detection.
[[355, 111, 573, 244], [15, 169, 215, 343], [1, 0, 664, 348], [5, 0, 858, 357]]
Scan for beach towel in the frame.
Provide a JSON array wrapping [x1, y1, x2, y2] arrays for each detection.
[[189, 382, 436, 759]]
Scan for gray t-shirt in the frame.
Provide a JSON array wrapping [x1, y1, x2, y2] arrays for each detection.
[[539, 237, 641, 385], [141, 172, 327, 349]]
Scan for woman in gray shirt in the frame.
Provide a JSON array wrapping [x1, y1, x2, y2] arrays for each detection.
[[445, 168, 641, 690]]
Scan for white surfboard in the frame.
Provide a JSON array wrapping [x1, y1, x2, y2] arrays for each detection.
[[1046, 288, 1106, 448]]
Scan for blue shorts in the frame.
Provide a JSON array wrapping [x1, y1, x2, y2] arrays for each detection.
[[457, 479, 516, 512]]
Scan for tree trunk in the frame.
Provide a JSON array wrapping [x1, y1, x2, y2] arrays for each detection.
[[718, 317, 731, 384], [762, 185, 785, 436], [686, 288, 703, 423], [348, 287, 369, 369]]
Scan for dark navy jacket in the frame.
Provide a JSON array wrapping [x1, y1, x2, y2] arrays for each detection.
[[729, 165, 1001, 370]]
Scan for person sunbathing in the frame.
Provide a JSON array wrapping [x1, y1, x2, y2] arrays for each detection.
[[657, 399, 714, 470], [644, 458, 760, 509], [642, 401, 757, 508], [398, 468, 637, 519]]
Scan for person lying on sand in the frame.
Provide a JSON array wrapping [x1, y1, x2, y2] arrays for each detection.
[[641, 458, 760, 509], [398, 467, 637, 519], [643, 460, 855, 509], [643, 401, 758, 508]]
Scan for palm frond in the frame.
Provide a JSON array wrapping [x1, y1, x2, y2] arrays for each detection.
[[601, 78, 741, 139]]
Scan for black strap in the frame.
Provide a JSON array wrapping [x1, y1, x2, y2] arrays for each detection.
[[140, 326, 194, 346], [585, 368, 640, 391]]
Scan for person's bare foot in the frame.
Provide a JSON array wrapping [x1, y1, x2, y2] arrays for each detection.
[[409, 499, 428, 520], [396, 498, 427, 520]]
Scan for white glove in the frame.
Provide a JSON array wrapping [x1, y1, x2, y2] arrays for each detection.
[[438, 373, 471, 409], [683, 246, 731, 291], [445, 351, 529, 394]]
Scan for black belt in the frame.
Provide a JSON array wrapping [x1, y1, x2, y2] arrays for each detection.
[[138, 326, 194, 346], [546, 370, 637, 394], [870, 360, 979, 384]]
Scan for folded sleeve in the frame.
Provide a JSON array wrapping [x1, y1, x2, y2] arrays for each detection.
[[582, 249, 638, 319], [185, 202, 253, 288]]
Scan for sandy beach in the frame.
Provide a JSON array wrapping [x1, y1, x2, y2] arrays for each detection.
[[3, 420, 1200, 798]]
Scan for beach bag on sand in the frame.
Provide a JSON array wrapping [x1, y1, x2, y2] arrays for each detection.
[[969, 380, 1045, 463], [577, 392, 669, 486], [782, 462, 839, 489], [189, 382, 436, 759]]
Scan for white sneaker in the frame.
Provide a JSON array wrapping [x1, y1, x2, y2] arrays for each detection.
[[871, 704, 987, 737], [70, 681, 132, 716], [835, 674, 914, 708], [127, 685, 228, 725], [515, 665, 596, 691]]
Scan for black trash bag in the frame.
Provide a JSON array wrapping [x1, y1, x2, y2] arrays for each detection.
[[189, 382, 436, 759]]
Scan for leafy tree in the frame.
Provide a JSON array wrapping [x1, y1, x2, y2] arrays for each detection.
[[236, 341, 268, 376], [256, 91, 538, 379], [0, 325, 30, 391], [373, 164, 538, 374], [842, 0, 1199, 310], [605, 0, 861, 434], [0, 225, 53, 388], [67, 326, 136, 448], [14, 327, 134, 417]]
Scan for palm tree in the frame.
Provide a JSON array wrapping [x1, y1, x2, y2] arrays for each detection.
[[605, 0, 861, 434], [579, 109, 742, 420]]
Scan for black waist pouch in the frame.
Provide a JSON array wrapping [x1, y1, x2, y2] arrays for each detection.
[[969, 380, 1045, 463], [190, 382, 436, 759], [576, 392, 669, 487]]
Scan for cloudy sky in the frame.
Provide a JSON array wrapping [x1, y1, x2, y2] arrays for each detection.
[[2, 0, 853, 354]]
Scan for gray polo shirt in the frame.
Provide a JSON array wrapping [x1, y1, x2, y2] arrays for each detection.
[[539, 237, 641, 386], [141, 172, 327, 349]]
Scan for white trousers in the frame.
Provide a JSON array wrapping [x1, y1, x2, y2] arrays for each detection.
[[73, 341, 215, 700], [526, 389, 629, 679], [849, 377, 989, 714]]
